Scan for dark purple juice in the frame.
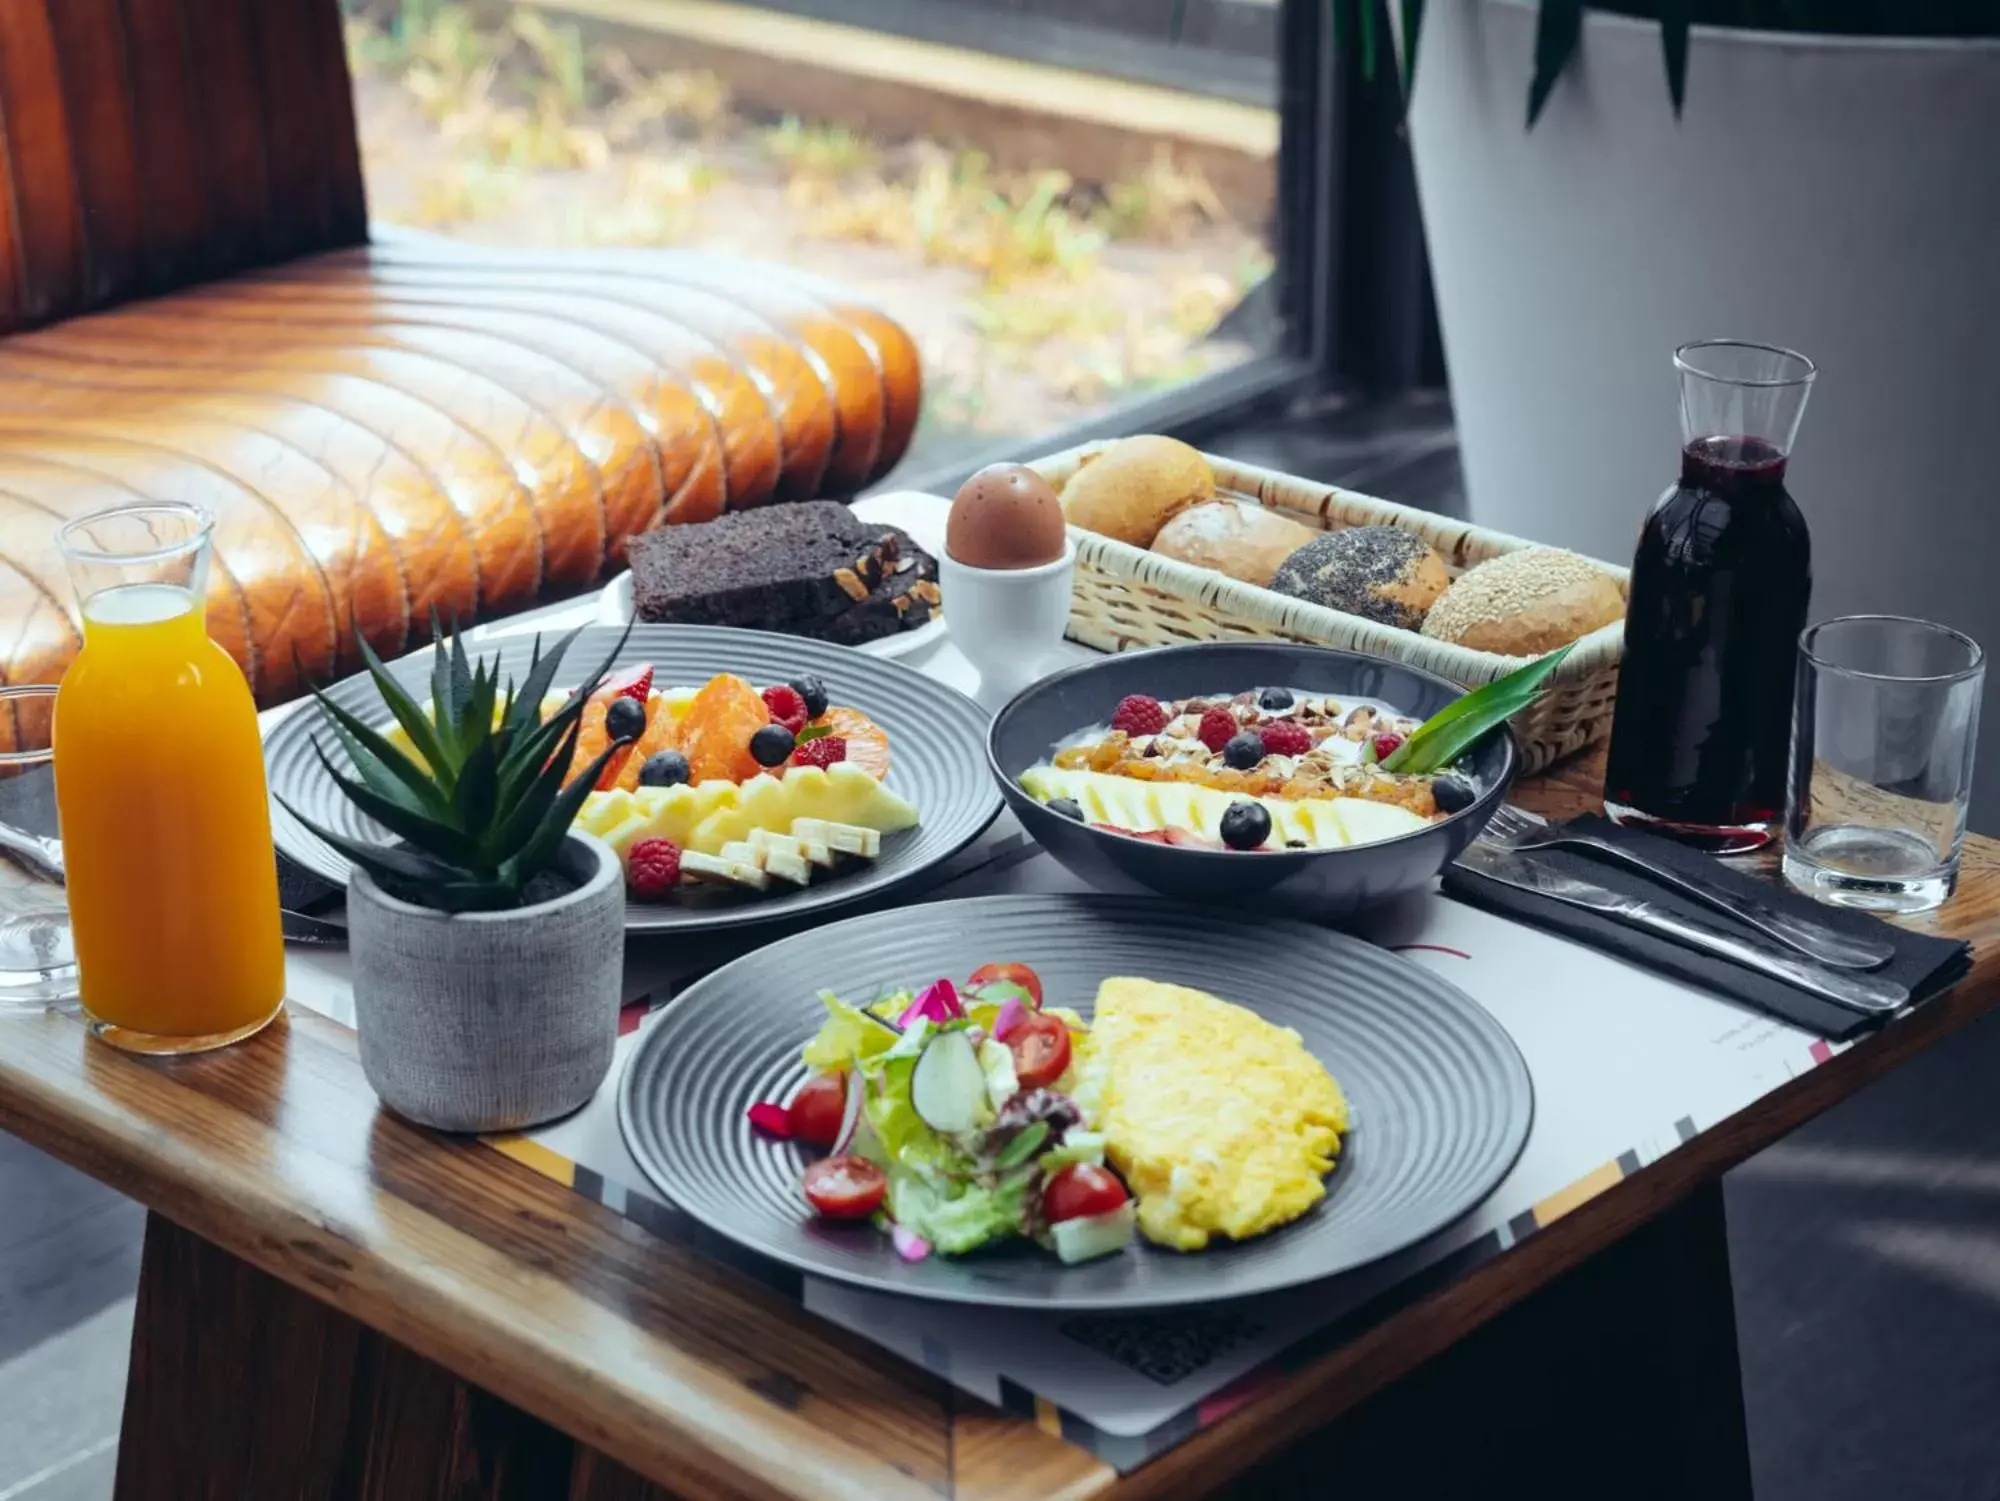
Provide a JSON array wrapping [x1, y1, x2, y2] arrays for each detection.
[[1603, 436, 1812, 852]]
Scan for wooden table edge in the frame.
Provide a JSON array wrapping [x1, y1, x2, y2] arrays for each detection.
[[0, 1011, 969, 1501]]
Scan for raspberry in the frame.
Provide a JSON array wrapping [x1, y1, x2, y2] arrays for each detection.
[[1259, 720, 1312, 758], [1372, 732, 1404, 763], [1196, 706, 1239, 754], [762, 684, 809, 733], [626, 838, 682, 899], [1110, 695, 1169, 737], [791, 735, 847, 771]]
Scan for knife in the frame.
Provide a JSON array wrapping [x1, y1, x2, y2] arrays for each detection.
[[1455, 842, 1909, 1016]]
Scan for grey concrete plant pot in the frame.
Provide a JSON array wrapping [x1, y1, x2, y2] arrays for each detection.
[[347, 832, 625, 1133]]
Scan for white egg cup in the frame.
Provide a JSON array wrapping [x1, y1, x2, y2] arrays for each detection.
[[937, 538, 1077, 712]]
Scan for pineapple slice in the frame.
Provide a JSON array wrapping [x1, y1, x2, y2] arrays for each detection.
[[688, 765, 917, 851], [1017, 766, 1427, 849]]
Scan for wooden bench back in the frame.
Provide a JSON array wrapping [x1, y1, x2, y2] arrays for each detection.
[[0, 0, 367, 333]]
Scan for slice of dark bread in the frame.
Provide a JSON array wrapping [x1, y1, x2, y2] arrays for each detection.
[[628, 502, 898, 631], [811, 532, 941, 646]]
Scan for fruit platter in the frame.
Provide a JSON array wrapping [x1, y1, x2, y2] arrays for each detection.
[[264, 626, 1001, 934], [618, 893, 1534, 1310]]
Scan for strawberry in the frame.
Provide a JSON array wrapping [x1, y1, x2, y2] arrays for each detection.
[[626, 838, 683, 899], [762, 684, 809, 733], [792, 735, 847, 771], [1196, 705, 1239, 754], [1162, 826, 1224, 850], [1110, 695, 1169, 737], [597, 663, 653, 703], [1259, 720, 1313, 758]]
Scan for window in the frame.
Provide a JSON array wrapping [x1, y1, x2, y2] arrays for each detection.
[[344, 0, 1382, 487]]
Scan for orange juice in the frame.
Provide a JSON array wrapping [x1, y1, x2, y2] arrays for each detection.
[[53, 582, 285, 1050]]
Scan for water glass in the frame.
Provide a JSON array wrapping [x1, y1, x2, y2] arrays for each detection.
[[0, 684, 78, 1009], [1784, 616, 1985, 913]]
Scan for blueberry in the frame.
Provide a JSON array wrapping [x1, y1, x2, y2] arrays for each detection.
[[639, 749, 691, 787], [604, 696, 646, 742], [749, 724, 797, 767], [789, 674, 829, 719], [1047, 797, 1084, 821], [1432, 776, 1477, 815], [1219, 801, 1273, 850], [1258, 687, 1295, 712], [1223, 730, 1265, 771]]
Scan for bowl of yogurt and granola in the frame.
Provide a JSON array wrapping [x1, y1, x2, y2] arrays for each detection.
[[988, 642, 1517, 916]]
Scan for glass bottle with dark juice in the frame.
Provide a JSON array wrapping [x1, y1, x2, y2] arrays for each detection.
[[1604, 340, 1817, 853]]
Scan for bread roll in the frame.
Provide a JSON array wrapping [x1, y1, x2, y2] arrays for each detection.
[[1151, 501, 1321, 587], [1058, 435, 1214, 548], [1269, 526, 1450, 631], [1420, 546, 1625, 656]]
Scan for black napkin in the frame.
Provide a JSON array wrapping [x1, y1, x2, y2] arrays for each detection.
[[1441, 814, 1971, 1042]]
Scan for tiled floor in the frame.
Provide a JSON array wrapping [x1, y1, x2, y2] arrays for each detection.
[[6, 407, 1997, 1499]]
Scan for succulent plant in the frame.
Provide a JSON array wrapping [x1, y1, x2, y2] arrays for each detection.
[[283, 619, 635, 912]]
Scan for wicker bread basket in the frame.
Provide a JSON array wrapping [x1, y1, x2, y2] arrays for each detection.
[[1027, 442, 1627, 775]]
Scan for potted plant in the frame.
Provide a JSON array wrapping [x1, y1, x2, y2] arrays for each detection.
[[286, 624, 634, 1132], [1346, 0, 2000, 827]]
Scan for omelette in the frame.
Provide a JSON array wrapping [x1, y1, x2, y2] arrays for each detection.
[[1071, 977, 1348, 1251]]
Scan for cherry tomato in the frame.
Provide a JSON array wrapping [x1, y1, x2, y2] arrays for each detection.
[[1006, 1011, 1072, 1090], [1043, 1163, 1128, 1224], [802, 1154, 886, 1219], [968, 961, 1043, 1008], [787, 1073, 848, 1149]]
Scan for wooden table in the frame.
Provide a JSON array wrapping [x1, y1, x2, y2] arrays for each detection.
[[3, 745, 1996, 1501]]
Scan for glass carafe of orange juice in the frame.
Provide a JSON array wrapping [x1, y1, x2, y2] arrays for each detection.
[[54, 503, 285, 1053]]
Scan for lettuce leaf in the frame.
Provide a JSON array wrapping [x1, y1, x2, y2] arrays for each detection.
[[801, 991, 900, 1072], [887, 1171, 1032, 1256]]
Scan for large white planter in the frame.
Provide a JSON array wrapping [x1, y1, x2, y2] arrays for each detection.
[[1407, 3, 2000, 828]]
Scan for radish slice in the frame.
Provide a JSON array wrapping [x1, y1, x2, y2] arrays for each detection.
[[747, 1102, 792, 1137], [831, 1068, 865, 1155], [891, 1224, 931, 1262], [898, 978, 965, 1029], [992, 996, 1029, 1042]]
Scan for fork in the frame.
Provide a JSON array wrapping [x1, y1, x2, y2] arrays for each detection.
[[1477, 804, 1897, 972]]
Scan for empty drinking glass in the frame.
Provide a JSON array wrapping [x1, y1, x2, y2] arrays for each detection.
[[0, 684, 78, 1008], [1784, 616, 1985, 913]]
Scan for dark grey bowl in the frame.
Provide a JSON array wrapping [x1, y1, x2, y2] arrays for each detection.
[[988, 642, 1518, 919]]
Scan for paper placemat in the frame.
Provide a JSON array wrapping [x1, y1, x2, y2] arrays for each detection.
[[283, 835, 1841, 1472]]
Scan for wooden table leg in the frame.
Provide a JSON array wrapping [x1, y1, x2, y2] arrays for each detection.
[[1222, 1181, 1755, 1500], [113, 1213, 679, 1501]]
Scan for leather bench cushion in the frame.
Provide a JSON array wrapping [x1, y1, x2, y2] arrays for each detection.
[[0, 242, 921, 714]]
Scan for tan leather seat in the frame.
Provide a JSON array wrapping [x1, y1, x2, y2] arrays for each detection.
[[0, 0, 920, 724]]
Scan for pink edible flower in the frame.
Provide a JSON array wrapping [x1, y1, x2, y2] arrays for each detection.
[[897, 977, 965, 1028]]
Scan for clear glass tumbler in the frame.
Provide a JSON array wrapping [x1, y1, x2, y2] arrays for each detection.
[[0, 684, 78, 1009], [1784, 616, 1985, 913]]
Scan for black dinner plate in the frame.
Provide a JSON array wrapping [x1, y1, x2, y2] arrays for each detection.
[[618, 893, 1533, 1310], [264, 625, 1002, 935]]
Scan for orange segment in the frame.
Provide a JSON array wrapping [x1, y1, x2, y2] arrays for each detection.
[[818, 706, 891, 779], [679, 673, 769, 784], [610, 701, 685, 791]]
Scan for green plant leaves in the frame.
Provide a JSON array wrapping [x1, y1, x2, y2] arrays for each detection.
[[1527, 0, 1585, 127], [309, 619, 633, 909], [1658, 0, 1692, 114], [1382, 643, 1575, 776]]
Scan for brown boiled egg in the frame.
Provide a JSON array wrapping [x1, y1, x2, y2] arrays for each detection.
[[947, 463, 1067, 569]]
